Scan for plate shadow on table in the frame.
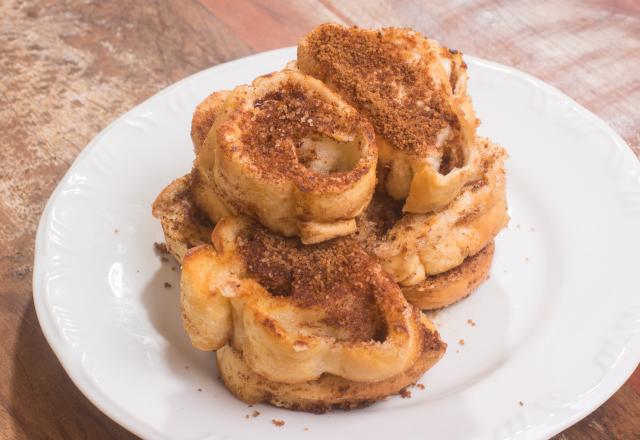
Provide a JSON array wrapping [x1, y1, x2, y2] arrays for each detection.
[[10, 300, 136, 439]]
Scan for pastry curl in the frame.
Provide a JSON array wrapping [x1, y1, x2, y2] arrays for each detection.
[[357, 138, 508, 288], [180, 216, 443, 385], [297, 24, 480, 213], [191, 70, 377, 244]]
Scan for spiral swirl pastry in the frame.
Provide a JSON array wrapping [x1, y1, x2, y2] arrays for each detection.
[[297, 24, 480, 213], [191, 69, 377, 244]]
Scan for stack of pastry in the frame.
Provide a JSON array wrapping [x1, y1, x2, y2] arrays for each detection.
[[152, 24, 508, 412]]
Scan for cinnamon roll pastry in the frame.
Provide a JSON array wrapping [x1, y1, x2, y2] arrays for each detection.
[[356, 139, 508, 308], [192, 69, 378, 244], [297, 24, 480, 213], [180, 216, 445, 410]]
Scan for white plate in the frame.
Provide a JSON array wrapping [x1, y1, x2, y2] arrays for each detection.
[[33, 47, 640, 440]]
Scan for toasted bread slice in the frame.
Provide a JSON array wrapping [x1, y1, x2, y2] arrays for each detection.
[[216, 313, 445, 412], [357, 138, 508, 288], [192, 69, 378, 244], [297, 24, 480, 213]]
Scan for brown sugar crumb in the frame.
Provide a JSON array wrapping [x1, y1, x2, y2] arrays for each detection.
[[171, 266, 176, 271], [455, 349, 460, 353], [399, 388, 412, 399], [154, 242, 169, 255], [251, 410, 260, 417], [304, 427, 309, 431], [416, 383, 425, 390], [164, 282, 172, 288], [467, 319, 476, 326], [458, 339, 465, 345], [197, 388, 202, 392], [245, 414, 250, 419], [518, 401, 524, 406], [299, 25, 464, 161], [272, 419, 285, 427], [114, 229, 119, 234], [160, 256, 169, 262]]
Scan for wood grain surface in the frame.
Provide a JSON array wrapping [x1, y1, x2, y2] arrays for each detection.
[[1, 0, 639, 438]]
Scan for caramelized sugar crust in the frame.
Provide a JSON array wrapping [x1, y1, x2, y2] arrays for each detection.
[[237, 226, 388, 342]]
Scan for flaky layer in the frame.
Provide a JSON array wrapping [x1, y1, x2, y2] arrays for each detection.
[[357, 138, 508, 286], [192, 69, 378, 244], [402, 242, 495, 310], [297, 24, 480, 213]]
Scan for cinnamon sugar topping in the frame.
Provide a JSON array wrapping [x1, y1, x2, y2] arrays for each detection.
[[233, 81, 368, 190], [237, 225, 389, 342]]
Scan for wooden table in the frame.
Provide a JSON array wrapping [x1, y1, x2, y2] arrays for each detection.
[[1, 1, 639, 438]]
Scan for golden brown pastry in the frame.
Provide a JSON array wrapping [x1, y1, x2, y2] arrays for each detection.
[[297, 24, 480, 213], [355, 138, 508, 308], [179, 216, 445, 410], [192, 69, 378, 244]]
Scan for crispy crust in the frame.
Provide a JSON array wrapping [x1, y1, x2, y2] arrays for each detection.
[[402, 242, 495, 310], [216, 313, 445, 413], [152, 175, 500, 310], [151, 174, 213, 263], [297, 24, 480, 213], [192, 69, 378, 244]]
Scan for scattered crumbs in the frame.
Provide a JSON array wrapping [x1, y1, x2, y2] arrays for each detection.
[[136, 269, 140, 273], [217, 376, 222, 380], [524, 257, 529, 262], [171, 266, 176, 271], [197, 388, 202, 392], [458, 339, 465, 345], [248, 404, 253, 408], [161, 256, 169, 262], [518, 401, 524, 406], [530, 227, 535, 232], [245, 414, 250, 419], [185, 365, 190, 370], [503, 269, 508, 274], [304, 427, 309, 431], [455, 349, 460, 353], [164, 282, 172, 288], [114, 229, 119, 234], [154, 242, 169, 255], [467, 319, 476, 327], [399, 388, 412, 399], [416, 383, 425, 390], [516, 224, 521, 229], [272, 419, 285, 427], [251, 410, 260, 418]]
